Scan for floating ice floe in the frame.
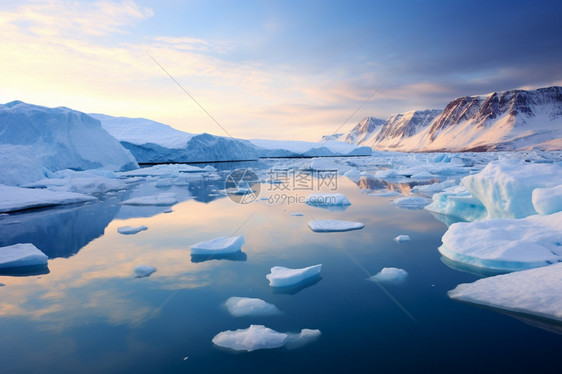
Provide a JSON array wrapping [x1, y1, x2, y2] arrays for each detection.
[[305, 193, 351, 209], [425, 186, 487, 221], [0, 184, 96, 213], [134, 265, 157, 278], [266, 264, 322, 287], [391, 196, 431, 209], [118, 225, 148, 235], [290, 212, 304, 216], [0, 243, 48, 269], [462, 160, 562, 219], [394, 235, 411, 242], [190, 235, 245, 255], [120, 193, 178, 206], [212, 325, 321, 352], [225, 297, 281, 317], [532, 185, 562, 215], [411, 179, 458, 195], [307, 219, 364, 232], [368, 267, 408, 285], [439, 212, 562, 272], [448, 262, 562, 323]]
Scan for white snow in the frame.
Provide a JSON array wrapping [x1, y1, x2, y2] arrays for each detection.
[[212, 325, 320, 352], [368, 267, 408, 285], [0, 243, 48, 268], [532, 185, 562, 215], [0, 184, 96, 213], [224, 297, 281, 317], [448, 262, 562, 322], [120, 193, 178, 206], [118, 225, 148, 235], [305, 193, 351, 208], [462, 160, 562, 219], [118, 164, 210, 177], [391, 196, 431, 209], [134, 265, 157, 278], [439, 212, 562, 271], [190, 235, 245, 255], [394, 235, 411, 242], [266, 264, 322, 287], [0, 101, 137, 187], [307, 219, 364, 232]]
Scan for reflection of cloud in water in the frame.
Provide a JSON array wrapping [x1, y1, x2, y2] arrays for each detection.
[[0, 199, 121, 259]]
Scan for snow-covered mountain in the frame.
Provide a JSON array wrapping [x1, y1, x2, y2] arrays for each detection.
[[342, 117, 386, 144], [362, 109, 442, 149], [339, 86, 562, 152], [90, 113, 259, 163], [0, 101, 138, 185]]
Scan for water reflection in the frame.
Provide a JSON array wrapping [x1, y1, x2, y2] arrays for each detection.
[[0, 199, 120, 259], [191, 251, 248, 263]]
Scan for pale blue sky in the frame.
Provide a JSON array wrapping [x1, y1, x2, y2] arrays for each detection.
[[1, 0, 561, 140]]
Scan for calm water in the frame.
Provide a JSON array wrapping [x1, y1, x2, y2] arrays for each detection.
[[0, 161, 561, 373]]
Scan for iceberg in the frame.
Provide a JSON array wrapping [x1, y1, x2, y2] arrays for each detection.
[[118, 225, 148, 235], [462, 160, 562, 219], [266, 264, 322, 287], [307, 219, 364, 232], [212, 325, 320, 352], [391, 196, 431, 209], [224, 297, 281, 317], [448, 263, 562, 323], [134, 265, 157, 278], [0, 184, 96, 213], [439, 212, 562, 272], [91, 113, 259, 163], [424, 186, 487, 221], [190, 235, 245, 255], [394, 235, 411, 242], [305, 193, 351, 209], [532, 185, 562, 215], [0, 243, 48, 269], [120, 193, 178, 206], [368, 267, 408, 285], [0, 101, 138, 186]]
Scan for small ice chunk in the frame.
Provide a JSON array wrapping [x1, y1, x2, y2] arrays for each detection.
[[0, 243, 48, 269], [305, 193, 351, 208], [285, 329, 322, 349], [266, 264, 322, 287], [448, 263, 562, 323], [134, 265, 157, 278], [212, 325, 320, 352], [121, 193, 178, 206], [190, 235, 245, 255], [290, 212, 304, 216], [368, 267, 408, 285], [307, 219, 364, 232], [439, 211, 562, 271], [532, 185, 562, 215], [212, 325, 288, 352], [391, 196, 431, 209], [394, 235, 411, 242], [163, 208, 173, 213], [225, 297, 281, 317], [410, 171, 437, 180], [118, 225, 148, 235]]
